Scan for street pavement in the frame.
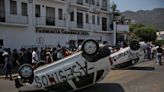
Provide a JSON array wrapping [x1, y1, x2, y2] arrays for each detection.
[[0, 59, 164, 92]]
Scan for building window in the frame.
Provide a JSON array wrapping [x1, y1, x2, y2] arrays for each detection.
[[35, 5, 40, 17], [58, 8, 63, 20], [86, 14, 89, 23], [0, 0, 5, 22], [46, 7, 55, 26], [85, 0, 89, 3], [97, 16, 100, 25], [102, 17, 107, 31], [0, 39, 3, 46], [97, 0, 100, 6], [102, 0, 107, 11], [70, 12, 74, 21], [21, 2, 27, 16], [92, 15, 95, 24], [10, 0, 17, 15], [92, 0, 95, 5], [77, 0, 83, 5]]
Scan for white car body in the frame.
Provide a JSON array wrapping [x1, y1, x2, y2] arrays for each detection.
[[31, 51, 111, 91], [109, 42, 147, 67], [16, 39, 112, 92], [15, 40, 147, 92]]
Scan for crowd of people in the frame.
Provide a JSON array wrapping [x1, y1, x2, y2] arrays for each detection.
[[0, 45, 77, 80], [0, 43, 163, 80]]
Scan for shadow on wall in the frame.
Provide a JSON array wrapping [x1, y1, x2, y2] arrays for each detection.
[[77, 83, 125, 92]]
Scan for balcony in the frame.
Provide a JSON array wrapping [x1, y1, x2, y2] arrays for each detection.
[[101, 6, 107, 11], [77, 23, 83, 28], [36, 16, 66, 29], [69, 21, 89, 31], [51, 0, 66, 4], [46, 17, 55, 26], [69, 0, 90, 9], [0, 11, 28, 27], [69, 21, 110, 33]]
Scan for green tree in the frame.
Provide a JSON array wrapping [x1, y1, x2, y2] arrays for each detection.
[[129, 24, 144, 32], [153, 40, 164, 46], [111, 2, 117, 12], [134, 26, 157, 42], [111, 2, 121, 21]]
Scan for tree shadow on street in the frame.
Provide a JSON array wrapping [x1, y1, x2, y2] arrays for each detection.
[[127, 67, 155, 71], [77, 83, 125, 92], [115, 66, 155, 71]]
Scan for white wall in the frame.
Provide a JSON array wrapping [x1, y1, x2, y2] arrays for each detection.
[[117, 24, 129, 33], [0, 0, 114, 49], [34, 0, 67, 27]]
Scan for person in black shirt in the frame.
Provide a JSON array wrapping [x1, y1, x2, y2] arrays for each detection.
[[156, 45, 163, 65]]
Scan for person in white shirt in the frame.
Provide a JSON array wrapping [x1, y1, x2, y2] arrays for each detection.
[[32, 48, 39, 67]]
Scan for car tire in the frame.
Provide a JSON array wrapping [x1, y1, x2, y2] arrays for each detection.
[[19, 64, 34, 79], [82, 39, 99, 55], [130, 40, 140, 51], [131, 57, 139, 65], [36, 61, 47, 68], [15, 79, 23, 88]]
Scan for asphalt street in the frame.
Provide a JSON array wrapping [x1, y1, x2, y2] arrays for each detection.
[[0, 60, 164, 92]]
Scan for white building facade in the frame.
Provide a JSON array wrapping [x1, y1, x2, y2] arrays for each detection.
[[0, 0, 114, 50]]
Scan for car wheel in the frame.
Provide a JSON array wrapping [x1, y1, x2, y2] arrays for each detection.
[[19, 64, 34, 79], [82, 39, 99, 55], [131, 57, 139, 65], [36, 61, 47, 68], [15, 78, 23, 88], [130, 40, 140, 51]]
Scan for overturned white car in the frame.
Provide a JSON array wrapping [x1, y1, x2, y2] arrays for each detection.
[[15, 39, 111, 92], [15, 39, 147, 92], [109, 41, 147, 68]]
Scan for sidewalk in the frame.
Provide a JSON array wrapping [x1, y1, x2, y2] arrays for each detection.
[[0, 73, 18, 79], [0, 64, 19, 79]]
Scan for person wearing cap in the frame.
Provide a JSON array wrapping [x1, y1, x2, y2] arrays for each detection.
[[3, 51, 12, 80]]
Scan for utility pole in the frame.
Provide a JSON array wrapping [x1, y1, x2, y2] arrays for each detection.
[[111, 1, 117, 46], [113, 21, 117, 46]]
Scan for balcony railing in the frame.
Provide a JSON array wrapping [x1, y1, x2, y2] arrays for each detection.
[[69, 0, 90, 9], [52, 0, 66, 4], [77, 23, 83, 28], [101, 6, 107, 11], [0, 11, 28, 24], [46, 17, 55, 26], [36, 16, 66, 28], [69, 21, 108, 32]]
